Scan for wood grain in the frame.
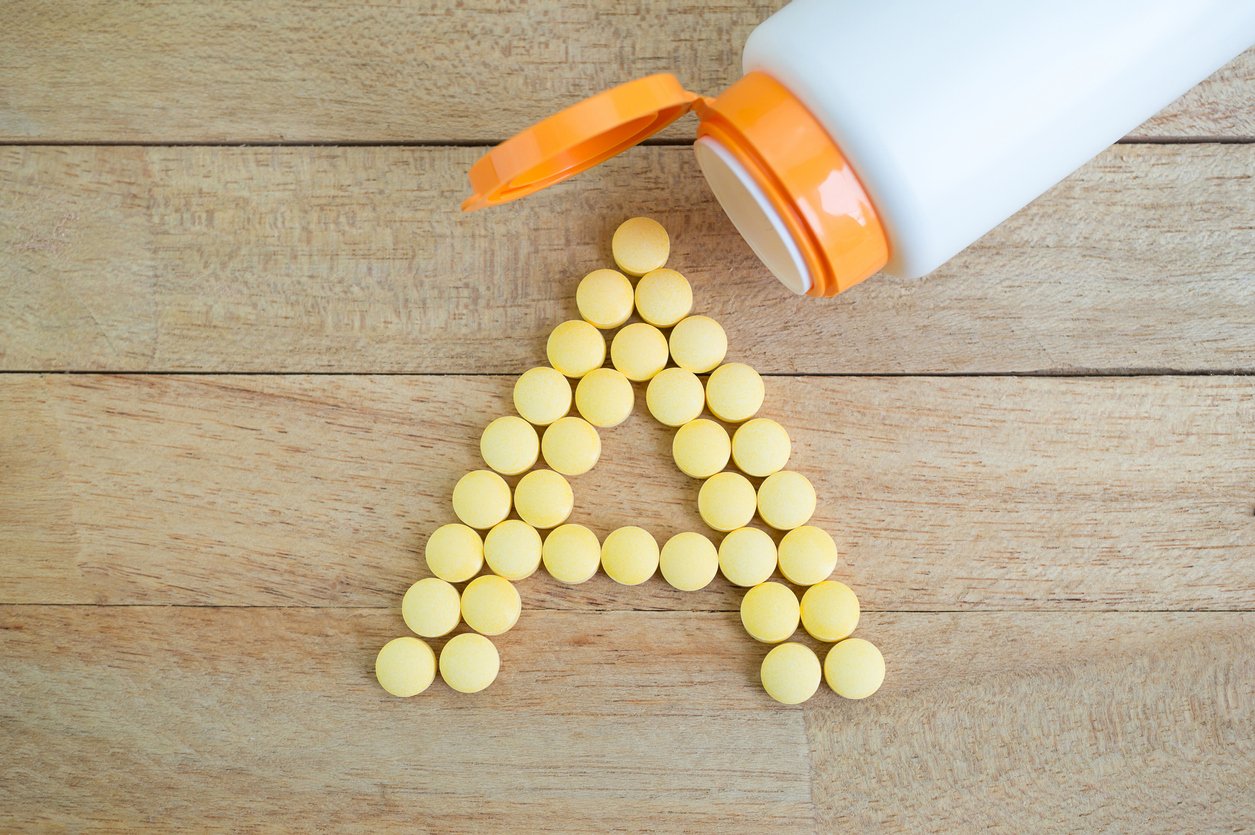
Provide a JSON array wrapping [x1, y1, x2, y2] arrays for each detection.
[[1, 606, 1249, 831], [1, 1, 1250, 143], [2, 144, 1252, 374], [4, 373, 1251, 610]]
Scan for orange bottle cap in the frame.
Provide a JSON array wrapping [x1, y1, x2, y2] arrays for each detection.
[[462, 74, 703, 211]]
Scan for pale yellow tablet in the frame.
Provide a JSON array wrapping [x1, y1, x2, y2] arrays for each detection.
[[740, 581, 801, 643], [540, 416, 602, 477], [646, 367, 705, 427], [375, 636, 437, 697], [480, 415, 540, 476], [424, 522, 484, 583], [611, 322, 669, 381], [513, 366, 572, 426], [698, 471, 757, 532], [705, 362, 764, 423], [668, 315, 727, 373], [575, 367, 634, 428], [800, 580, 859, 642], [731, 418, 791, 477], [757, 470, 816, 530], [401, 577, 462, 638], [460, 574, 522, 636], [672, 418, 730, 479], [439, 633, 500, 694], [483, 519, 543, 581], [576, 268, 635, 329], [658, 531, 718, 591], [778, 525, 838, 586], [612, 216, 670, 276], [717, 527, 778, 587], [634, 268, 693, 327], [760, 642, 821, 705], [600, 525, 659, 586], [824, 638, 885, 700], [547, 319, 606, 378], [542, 523, 601, 584], [514, 469, 574, 529], [451, 470, 512, 530]]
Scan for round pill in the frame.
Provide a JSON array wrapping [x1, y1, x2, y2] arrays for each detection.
[[540, 416, 601, 476], [575, 368, 634, 428], [672, 418, 731, 479], [460, 574, 522, 636], [824, 638, 885, 700], [401, 577, 462, 638], [760, 642, 821, 705], [669, 315, 727, 374], [576, 268, 635, 329], [375, 636, 437, 697], [658, 531, 719, 591], [513, 469, 574, 529], [425, 522, 484, 583], [705, 363, 765, 423], [612, 216, 670, 276], [542, 524, 601, 584], [731, 418, 791, 477], [611, 322, 669, 381], [800, 580, 860, 642], [483, 519, 543, 581], [439, 632, 500, 694], [698, 471, 758, 532], [451, 470, 512, 530], [547, 320, 606, 378], [480, 415, 540, 476], [600, 526, 660, 586], [646, 367, 705, 427], [634, 268, 693, 327], [778, 525, 839, 586], [513, 367, 572, 426], [741, 581, 801, 644], [757, 471, 816, 530], [718, 527, 777, 587]]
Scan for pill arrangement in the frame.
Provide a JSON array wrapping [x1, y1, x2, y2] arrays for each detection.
[[375, 217, 885, 705]]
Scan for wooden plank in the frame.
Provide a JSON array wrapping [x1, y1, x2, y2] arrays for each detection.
[[1, 606, 1249, 830], [3, 374, 1250, 610], [1, 2, 1250, 143], [1, 144, 1252, 374]]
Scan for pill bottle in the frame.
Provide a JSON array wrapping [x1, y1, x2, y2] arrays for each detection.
[[462, 0, 1254, 297]]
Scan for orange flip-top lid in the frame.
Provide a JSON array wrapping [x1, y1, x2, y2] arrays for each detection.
[[462, 74, 703, 211]]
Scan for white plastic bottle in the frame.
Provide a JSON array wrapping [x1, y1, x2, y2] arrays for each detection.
[[464, 0, 1255, 297]]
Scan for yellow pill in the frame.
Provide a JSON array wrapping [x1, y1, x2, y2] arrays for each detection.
[[513, 366, 572, 426], [375, 636, 437, 697], [800, 580, 860, 642], [824, 638, 885, 700], [600, 526, 659, 586], [575, 367, 634, 428], [460, 574, 522, 636], [576, 268, 635, 329], [778, 525, 839, 586], [439, 632, 500, 694], [718, 527, 778, 587], [658, 531, 718, 592], [646, 367, 705, 427], [514, 469, 574, 529], [740, 581, 801, 643], [634, 268, 693, 327], [540, 416, 601, 477], [451, 470, 512, 530], [698, 471, 758, 532], [757, 471, 816, 530], [669, 315, 727, 373], [760, 642, 821, 705], [483, 519, 543, 581], [425, 522, 484, 583], [706, 363, 765, 423], [401, 577, 461, 638], [672, 418, 731, 479], [542, 523, 601, 584], [479, 415, 539, 476], [612, 216, 670, 276], [731, 418, 791, 477], [611, 322, 669, 382], [547, 319, 606, 378]]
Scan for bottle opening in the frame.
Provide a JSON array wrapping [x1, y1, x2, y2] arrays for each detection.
[[694, 136, 812, 295]]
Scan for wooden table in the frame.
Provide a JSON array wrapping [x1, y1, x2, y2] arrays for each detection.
[[2, 3, 1252, 830]]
